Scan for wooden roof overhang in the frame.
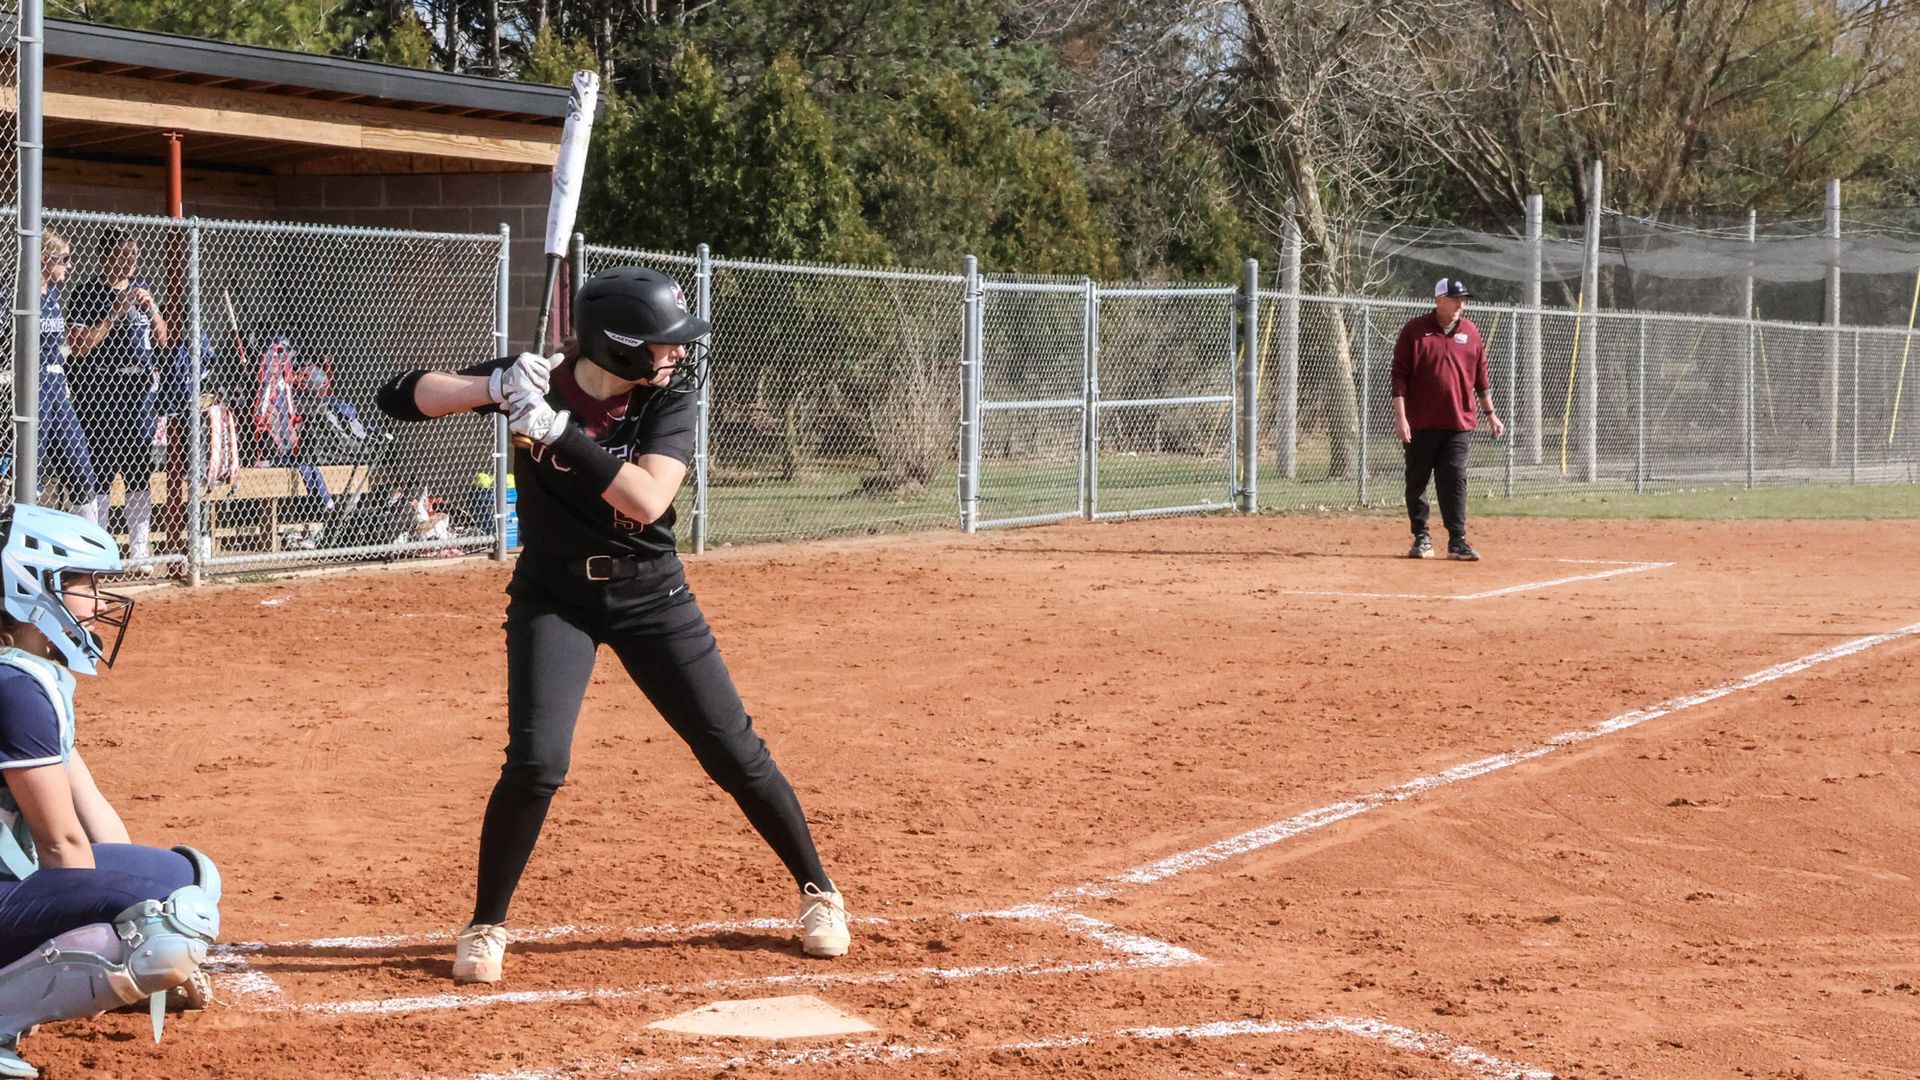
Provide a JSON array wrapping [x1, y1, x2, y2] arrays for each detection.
[[37, 19, 570, 175]]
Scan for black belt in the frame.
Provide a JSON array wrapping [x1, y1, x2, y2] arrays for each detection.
[[522, 550, 673, 583], [579, 553, 662, 582]]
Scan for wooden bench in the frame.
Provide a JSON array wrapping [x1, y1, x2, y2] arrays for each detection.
[[108, 464, 363, 554]]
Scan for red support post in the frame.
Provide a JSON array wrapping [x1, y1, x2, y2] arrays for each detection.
[[162, 132, 190, 557]]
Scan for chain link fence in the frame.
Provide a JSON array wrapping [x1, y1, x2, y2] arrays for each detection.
[[976, 277, 1088, 527], [965, 277, 1241, 528], [19, 210, 506, 580], [1250, 292, 1920, 513], [570, 243, 1916, 545], [1089, 286, 1237, 520], [585, 243, 966, 547], [1, 211, 1912, 583]]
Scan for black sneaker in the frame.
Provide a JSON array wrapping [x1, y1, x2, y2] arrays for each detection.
[[1408, 534, 1435, 559], [1447, 539, 1480, 561]]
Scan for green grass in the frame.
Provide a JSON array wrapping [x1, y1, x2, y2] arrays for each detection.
[[1253, 476, 1920, 520], [1471, 482, 1920, 520], [689, 457, 1920, 548], [697, 456, 1236, 546]]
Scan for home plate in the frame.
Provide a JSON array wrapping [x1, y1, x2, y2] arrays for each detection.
[[647, 994, 878, 1039]]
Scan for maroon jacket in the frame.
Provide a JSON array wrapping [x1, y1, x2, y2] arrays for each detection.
[[1391, 311, 1490, 431]]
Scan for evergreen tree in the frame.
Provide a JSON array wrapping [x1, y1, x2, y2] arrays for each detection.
[[54, 0, 347, 51], [735, 53, 879, 264]]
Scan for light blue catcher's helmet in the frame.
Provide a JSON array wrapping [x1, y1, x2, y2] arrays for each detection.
[[0, 503, 132, 675]]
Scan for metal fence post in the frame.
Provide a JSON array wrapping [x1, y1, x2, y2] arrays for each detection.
[[1743, 319, 1758, 488], [185, 218, 204, 587], [1082, 276, 1099, 520], [970, 262, 985, 527], [12, 0, 43, 505], [1579, 159, 1602, 483], [692, 242, 712, 554], [1524, 194, 1543, 466], [491, 223, 511, 561], [1826, 179, 1841, 466], [1635, 315, 1647, 494], [1505, 327, 1516, 498], [958, 255, 981, 532], [1358, 305, 1371, 507], [1744, 208, 1757, 490], [1239, 259, 1259, 512], [1278, 206, 1300, 480], [1851, 330, 1860, 485]]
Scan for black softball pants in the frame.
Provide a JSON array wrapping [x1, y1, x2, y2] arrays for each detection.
[[1404, 428, 1472, 541], [471, 557, 830, 926]]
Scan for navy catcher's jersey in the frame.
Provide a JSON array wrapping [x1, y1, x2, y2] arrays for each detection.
[[460, 356, 696, 560], [0, 649, 77, 881]]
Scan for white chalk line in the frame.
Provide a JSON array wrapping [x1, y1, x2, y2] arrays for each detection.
[[213, 908, 1205, 1017], [1286, 559, 1671, 601], [201, 955, 284, 1000], [222, 914, 894, 955], [208, 916, 903, 1004], [293, 956, 1160, 1018], [429, 1014, 1550, 1080], [1058, 617, 1920, 900], [973, 903, 1207, 966]]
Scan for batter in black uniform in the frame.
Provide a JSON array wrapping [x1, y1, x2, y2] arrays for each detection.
[[376, 267, 848, 984]]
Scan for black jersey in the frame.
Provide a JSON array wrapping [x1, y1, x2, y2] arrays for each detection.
[[460, 356, 696, 560]]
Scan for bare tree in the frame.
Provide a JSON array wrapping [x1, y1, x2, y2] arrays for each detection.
[[1410, 0, 1920, 220], [1229, 2, 1488, 476], [1037, 0, 1464, 477]]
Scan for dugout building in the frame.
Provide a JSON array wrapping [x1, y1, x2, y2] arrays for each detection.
[[39, 17, 571, 337]]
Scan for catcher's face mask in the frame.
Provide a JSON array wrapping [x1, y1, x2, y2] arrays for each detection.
[[57, 572, 135, 670]]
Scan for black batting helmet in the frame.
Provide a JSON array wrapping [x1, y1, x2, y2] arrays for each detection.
[[573, 266, 712, 392]]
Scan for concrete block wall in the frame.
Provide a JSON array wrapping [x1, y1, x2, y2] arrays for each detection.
[[47, 178, 276, 220], [274, 172, 550, 350]]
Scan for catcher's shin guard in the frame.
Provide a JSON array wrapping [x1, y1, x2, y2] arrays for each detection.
[[162, 846, 222, 1012], [172, 845, 222, 905], [0, 880, 220, 1076]]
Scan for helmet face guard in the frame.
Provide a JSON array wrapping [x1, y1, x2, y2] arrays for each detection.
[[55, 575, 134, 671]]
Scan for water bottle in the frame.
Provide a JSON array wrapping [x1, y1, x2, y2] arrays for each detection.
[[503, 478, 519, 550]]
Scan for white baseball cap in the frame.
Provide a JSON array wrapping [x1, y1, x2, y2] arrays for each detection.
[[1433, 277, 1473, 298]]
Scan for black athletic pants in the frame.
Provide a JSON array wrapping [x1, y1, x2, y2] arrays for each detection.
[[1404, 428, 1471, 541], [471, 555, 830, 926]]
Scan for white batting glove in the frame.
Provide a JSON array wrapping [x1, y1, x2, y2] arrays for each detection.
[[489, 351, 559, 405], [508, 393, 570, 446]]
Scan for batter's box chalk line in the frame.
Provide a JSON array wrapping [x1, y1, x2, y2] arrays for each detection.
[[427, 1014, 1552, 1080], [208, 906, 1206, 1018], [1056, 616, 1920, 901], [1285, 557, 1672, 601]]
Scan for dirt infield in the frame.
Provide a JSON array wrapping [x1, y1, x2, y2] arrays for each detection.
[[35, 515, 1920, 1078]]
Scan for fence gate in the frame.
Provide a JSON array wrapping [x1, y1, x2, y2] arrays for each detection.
[[974, 278, 1091, 528], [1089, 285, 1238, 519]]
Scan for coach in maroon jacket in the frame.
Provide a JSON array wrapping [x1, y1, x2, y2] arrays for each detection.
[[1391, 277, 1505, 561]]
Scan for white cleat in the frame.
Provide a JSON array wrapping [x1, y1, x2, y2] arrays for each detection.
[[452, 923, 508, 984], [798, 884, 850, 958]]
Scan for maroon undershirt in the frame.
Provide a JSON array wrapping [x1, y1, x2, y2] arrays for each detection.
[[550, 358, 628, 439]]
